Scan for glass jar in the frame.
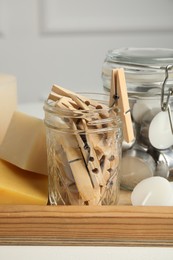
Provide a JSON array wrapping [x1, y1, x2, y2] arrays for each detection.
[[102, 48, 173, 190], [44, 93, 122, 205]]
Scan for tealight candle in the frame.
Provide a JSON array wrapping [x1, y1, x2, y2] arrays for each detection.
[[0, 74, 17, 144], [132, 98, 159, 123], [170, 182, 173, 191], [149, 111, 173, 150], [131, 176, 173, 206], [138, 107, 160, 147], [120, 148, 156, 190]]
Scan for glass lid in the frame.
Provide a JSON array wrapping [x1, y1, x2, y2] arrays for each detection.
[[106, 48, 173, 67], [102, 48, 173, 96]]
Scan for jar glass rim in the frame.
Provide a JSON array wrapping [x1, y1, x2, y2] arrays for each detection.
[[43, 92, 120, 117], [43, 92, 122, 134]]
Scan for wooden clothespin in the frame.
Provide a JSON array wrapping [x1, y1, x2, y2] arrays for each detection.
[[109, 68, 134, 143]]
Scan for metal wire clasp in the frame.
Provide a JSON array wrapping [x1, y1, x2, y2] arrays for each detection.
[[161, 65, 173, 133]]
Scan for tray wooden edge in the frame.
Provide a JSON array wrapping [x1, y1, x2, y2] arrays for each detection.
[[0, 205, 173, 247]]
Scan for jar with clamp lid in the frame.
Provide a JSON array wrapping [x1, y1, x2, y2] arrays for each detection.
[[102, 47, 173, 190]]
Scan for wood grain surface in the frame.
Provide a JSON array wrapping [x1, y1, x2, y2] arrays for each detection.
[[0, 205, 173, 246]]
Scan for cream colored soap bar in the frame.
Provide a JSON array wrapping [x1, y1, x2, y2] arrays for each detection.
[[0, 159, 48, 205], [0, 110, 47, 175], [0, 74, 17, 144]]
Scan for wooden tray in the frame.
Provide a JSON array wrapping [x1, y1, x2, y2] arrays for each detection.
[[0, 204, 173, 247]]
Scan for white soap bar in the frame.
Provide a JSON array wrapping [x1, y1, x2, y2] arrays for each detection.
[[131, 176, 173, 206], [0, 110, 47, 175], [0, 74, 17, 144]]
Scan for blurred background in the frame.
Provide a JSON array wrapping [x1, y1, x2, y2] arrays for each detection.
[[0, 0, 173, 103]]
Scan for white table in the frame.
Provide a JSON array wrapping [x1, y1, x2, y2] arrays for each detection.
[[1, 246, 173, 260]]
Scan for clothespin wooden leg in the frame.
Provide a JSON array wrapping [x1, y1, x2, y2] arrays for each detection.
[[110, 68, 134, 143]]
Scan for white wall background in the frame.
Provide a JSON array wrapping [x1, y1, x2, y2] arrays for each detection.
[[0, 0, 173, 103]]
